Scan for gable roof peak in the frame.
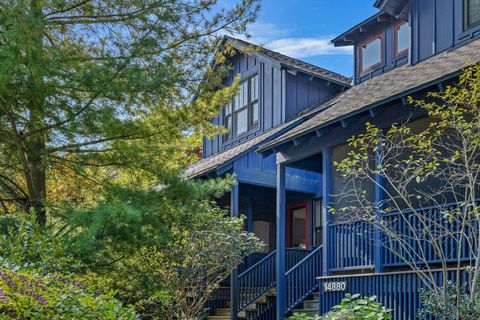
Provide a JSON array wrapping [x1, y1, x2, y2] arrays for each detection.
[[223, 35, 352, 87]]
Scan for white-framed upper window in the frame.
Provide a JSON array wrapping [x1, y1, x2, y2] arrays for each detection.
[[394, 20, 410, 56], [465, 0, 480, 30], [359, 33, 383, 74], [223, 74, 259, 141]]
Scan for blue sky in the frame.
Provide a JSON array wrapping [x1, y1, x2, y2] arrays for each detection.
[[231, 0, 378, 77]]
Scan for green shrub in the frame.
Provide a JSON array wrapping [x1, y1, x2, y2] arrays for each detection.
[[324, 294, 392, 320], [0, 266, 138, 319], [290, 294, 391, 320], [0, 214, 82, 274], [419, 281, 480, 320]]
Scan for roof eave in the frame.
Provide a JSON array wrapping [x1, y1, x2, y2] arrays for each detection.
[[374, 0, 410, 20], [258, 69, 464, 155], [281, 64, 352, 88], [331, 12, 390, 47]]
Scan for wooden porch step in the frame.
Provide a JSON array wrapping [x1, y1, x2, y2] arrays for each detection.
[[291, 308, 318, 317], [300, 299, 319, 309]]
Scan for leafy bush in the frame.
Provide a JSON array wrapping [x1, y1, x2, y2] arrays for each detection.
[[323, 294, 392, 320], [0, 213, 82, 274], [419, 281, 480, 320], [290, 294, 391, 320], [0, 266, 138, 319]]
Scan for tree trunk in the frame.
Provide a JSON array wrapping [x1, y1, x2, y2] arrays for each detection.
[[27, 138, 47, 225], [26, 0, 47, 225]]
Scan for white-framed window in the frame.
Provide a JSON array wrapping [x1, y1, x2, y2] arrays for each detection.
[[394, 20, 410, 56], [359, 33, 383, 74], [223, 74, 259, 141], [465, 0, 480, 30]]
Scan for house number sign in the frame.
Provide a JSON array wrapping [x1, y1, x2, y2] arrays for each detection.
[[323, 281, 347, 292]]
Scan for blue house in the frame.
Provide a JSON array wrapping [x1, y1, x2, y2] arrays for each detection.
[[188, 1, 480, 319]]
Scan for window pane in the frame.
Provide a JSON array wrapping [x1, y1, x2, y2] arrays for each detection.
[[396, 22, 410, 54], [234, 91, 241, 111], [361, 37, 382, 71], [332, 143, 375, 222], [225, 102, 232, 115], [251, 74, 259, 101], [235, 109, 248, 135], [313, 199, 323, 246], [252, 102, 259, 125], [224, 115, 232, 141], [243, 81, 249, 107], [466, 0, 480, 28], [292, 207, 307, 248]]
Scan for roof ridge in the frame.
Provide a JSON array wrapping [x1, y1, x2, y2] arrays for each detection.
[[224, 36, 352, 85]]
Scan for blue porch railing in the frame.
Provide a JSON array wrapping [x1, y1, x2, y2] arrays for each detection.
[[200, 286, 230, 319], [328, 199, 480, 271], [328, 221, 375, 270], [237, 250, 277, 312], [382, 202, 478, 267], [286, 245, 323, 313], [237, 248, 311, 313], [318, 268, 470, 320]]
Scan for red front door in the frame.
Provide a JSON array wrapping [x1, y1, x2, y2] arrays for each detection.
[[286, 201, 309, 249]]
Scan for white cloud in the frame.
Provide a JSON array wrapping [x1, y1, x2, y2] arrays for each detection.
[[230, 21, 352, 59], [266, 37, 352, 58]]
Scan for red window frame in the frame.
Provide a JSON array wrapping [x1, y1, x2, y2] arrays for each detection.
[[359, 32, 384, 75], [394, 20, 409, 57], [286, 201, 310, 250]]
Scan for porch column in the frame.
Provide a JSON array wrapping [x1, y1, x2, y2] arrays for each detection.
[[276, 161, 286, 319], [246, 198, 254, 266], [275, 163, 286, 319], [230, 181, 239, 320], [322, 147, 332, 276], [374, 144, 385, 272]]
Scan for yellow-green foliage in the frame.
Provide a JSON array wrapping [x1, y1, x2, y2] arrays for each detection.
[[0, 267, 138, 319]]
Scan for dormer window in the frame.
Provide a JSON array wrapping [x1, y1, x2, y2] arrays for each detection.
[[359, 33, 383, 74], [394, 21, 410, 56], [465, 0, 480, 29], [223, 74, 259, 141]]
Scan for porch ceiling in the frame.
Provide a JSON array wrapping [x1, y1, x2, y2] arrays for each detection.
[[258, 38, 480, 154]]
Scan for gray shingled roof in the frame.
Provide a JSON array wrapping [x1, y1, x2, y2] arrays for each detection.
[[225, 36, 352, 86], [184, 120, 301, 178], [259, 38, 480, 152]]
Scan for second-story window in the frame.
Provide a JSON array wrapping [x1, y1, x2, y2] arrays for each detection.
[[359, 33, 383, 74], [223, 74, 259, 141], [394, 21, 410, 56], [465, 0, 480, 29]]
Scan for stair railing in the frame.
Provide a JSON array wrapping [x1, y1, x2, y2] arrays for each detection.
[[285, 245, 323, 313], [237, 250, 277, 312]]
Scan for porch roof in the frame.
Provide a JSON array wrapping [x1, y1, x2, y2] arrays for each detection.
[[258, 38, 480, 153], [184, 120, 301, 178]]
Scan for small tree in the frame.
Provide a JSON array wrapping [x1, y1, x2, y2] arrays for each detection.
[[128, 206, 262, 320], [334, 63, 480, 318]]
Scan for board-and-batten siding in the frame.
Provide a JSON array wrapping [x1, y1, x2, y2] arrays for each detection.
[[285, 72, 338, 119], [203, 51, 346, 159], [411, 0, 480, 65], [354, 16, 409, 84]]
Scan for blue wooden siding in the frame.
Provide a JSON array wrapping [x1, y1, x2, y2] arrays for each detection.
[[203, 51, 345, 158], [285, 72, 338, 119], [354, 16, 409, 84], [410, 0, 480, 64]]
